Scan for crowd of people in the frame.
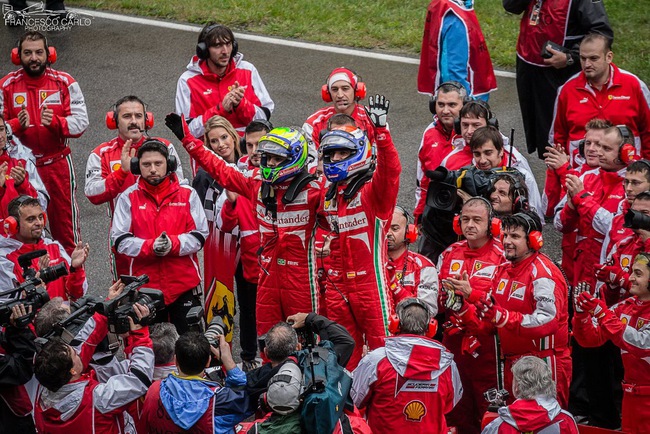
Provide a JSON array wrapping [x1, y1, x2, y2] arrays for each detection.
[[0, 0, 649, 431]]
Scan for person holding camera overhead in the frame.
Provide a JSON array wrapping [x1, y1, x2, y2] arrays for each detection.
[[0, 195, 88, 301], [110, 140, 209, 334]]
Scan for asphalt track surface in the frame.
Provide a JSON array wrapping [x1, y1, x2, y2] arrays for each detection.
[[0, 7, 562, 345]]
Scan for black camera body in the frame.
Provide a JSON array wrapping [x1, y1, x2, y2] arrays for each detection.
[[95, 275, 164, 334], [540, 40, 568, 59], [0, 280, 50, 327], [484, 388, 509, 411], [624, 208, 650, 231]]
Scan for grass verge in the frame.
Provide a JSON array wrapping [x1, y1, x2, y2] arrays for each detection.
[[68, 0, 649, 81]]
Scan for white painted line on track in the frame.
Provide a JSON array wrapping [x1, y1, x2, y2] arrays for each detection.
[[73, 7, 518, 79]]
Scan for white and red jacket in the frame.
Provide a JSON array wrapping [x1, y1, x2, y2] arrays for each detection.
[[4, 137, 49, 211], [555, 167, 625, 286], [323, 127, 400, 365], [417, 0, 497, 97], [482, 396, 579, 434], [0, 67, 88, 162], [84, 136, 184, 214], [386, 249, 439, 315], [181, 134, 325, 336], [551, 64, 650, 163], [415, 119, 458, 222], [0, 236, 86, 301], [110, 174, 209, 305], [175, 53, 274, 138], [600, 200, 633, 263], [598, 235, 650, 306], [351, 335, 462, 434], [438, 238, 504, 291], [573, 297, 650, 434], [34, 314, 154, 434]]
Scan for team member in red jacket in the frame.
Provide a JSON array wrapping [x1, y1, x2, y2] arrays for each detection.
[[438, 197, 504, 434], [0, 31, 89, 254], [110, 140, 209, 333], [417, 0, 497, 99], [415, 82, 466, 223], [481, 356, 579, 434], [33, 302, 154, 433], [351, 298, 462, 434], [460, 211, 571, 407], [596, 191, 650, 306], [175, 23, 273, 139], [0, 196, 88, 301], [552, 33, 650, 163], [573, 253, 650, 434], [320, 95, 401, 369], [167, 113, 325, 339], [217, 119, 270, 370], [84, 95, 184, 279], [385, 206, 439, 313], [303, 67, 376, 154]]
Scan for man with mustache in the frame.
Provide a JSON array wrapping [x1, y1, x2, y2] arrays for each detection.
[[85, 95, 184, 279], [0, 31, 88, 255], [552, 33, 650, 163]]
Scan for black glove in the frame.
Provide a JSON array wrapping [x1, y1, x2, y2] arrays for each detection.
[[364, 94, 389, 128], [165, 113, 186, 141]]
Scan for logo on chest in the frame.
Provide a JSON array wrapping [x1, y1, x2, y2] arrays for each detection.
[[40, 90, 61, 106], [13, 92, 27, 108], [508, 281, 526, 301]]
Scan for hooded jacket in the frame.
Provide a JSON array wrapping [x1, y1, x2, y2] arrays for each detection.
[[481, 396, 578, 434], [351, 335, 462, 434]]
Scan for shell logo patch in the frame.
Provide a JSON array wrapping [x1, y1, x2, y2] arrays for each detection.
[[496, 278, 508, 295], [621, 255, 632, 270], [620, 314, 630, 325], [110, 160, 122, 172], [403, 400, 426, 422], [13, 92, 27, 108], [450, 259, 463, 274]]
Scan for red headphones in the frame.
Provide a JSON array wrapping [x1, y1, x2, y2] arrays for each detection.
[[105, 110, 154, 130], [616, 125, 638, 165], [12, 37, 57, 66], [513, 212, 543, 251], [453, 197, 502, 237], [321, 67, 367, 102], [395, 205, 418, 244], [3, 197, 47, 236], [388, 298, 438, 338]]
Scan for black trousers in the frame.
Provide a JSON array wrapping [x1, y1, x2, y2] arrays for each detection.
[[235, 262, 258, 361], [154, 288, 203, 335], [515, 57, 580, 159]]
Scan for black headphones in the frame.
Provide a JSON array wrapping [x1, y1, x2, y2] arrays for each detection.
[[130, 139, 178, 175], [453, 100, 499, 135], [240, 119, 274, 155], [196, 23, 239, 61], [490, 170, 529, 213], [395, 205, 418, 244], [429, 81, 472, 115]]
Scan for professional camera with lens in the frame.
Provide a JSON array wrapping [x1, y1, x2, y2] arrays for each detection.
[[204, 316, 227, 347], [19, 249, 68, 283], [624, 208, 650, 231], [94, 275, 165, 334], [484, 388, 509, 411]]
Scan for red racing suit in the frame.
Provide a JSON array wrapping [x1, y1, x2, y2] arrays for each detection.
[[351, 335, 463, 434], [481, 397, 579, 434], [110, 174, 209, 305], [5, 138, 49, 212], [417, 0, 497, 97], [551, 63, 650, 163], [555, 167, 625, 286], [34, 315, 154, 434], [84, 135, 184, 279], [175, 54, 274, 138], [0, 236, 86, 301], [438, 238, 504, 434], [601, 201, 633, 263], [415, 119, 458, 222], [0, 159, 38, 220], [573, 297, 650, 434], [386, 249, 439, 315], [466, 253, 572, 408], [181, 134, 325, 337], [598, 235, 650, 306], [0, 67, 88, 254], [323, 126, 400, 369]]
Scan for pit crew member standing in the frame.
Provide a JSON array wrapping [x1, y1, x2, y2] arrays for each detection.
[[0, 31, 89, 254]]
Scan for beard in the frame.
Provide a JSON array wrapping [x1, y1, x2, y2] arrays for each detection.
[[23, 61, 46, 77]]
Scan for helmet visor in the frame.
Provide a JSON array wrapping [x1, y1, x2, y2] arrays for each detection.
[[320, 133, 358, 151], [258, 136, 291, 158]]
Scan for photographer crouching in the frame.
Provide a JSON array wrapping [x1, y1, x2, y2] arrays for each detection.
[[32, 280, 155, 433], [0, 303, 37, 434]]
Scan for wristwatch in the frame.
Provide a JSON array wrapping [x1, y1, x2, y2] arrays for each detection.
[[566, 53, 574, 67]]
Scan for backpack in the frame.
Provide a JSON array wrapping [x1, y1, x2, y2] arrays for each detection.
[[296, 341, 352, 434]]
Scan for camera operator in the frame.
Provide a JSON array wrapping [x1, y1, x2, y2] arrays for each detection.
[[246, 312, 355, 409], [481, 356, 578, 434], [0, 303, 37, 434], [33, 288, 154, 433], [0, 196, 89, 301], [141, 331, 250, 433]]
